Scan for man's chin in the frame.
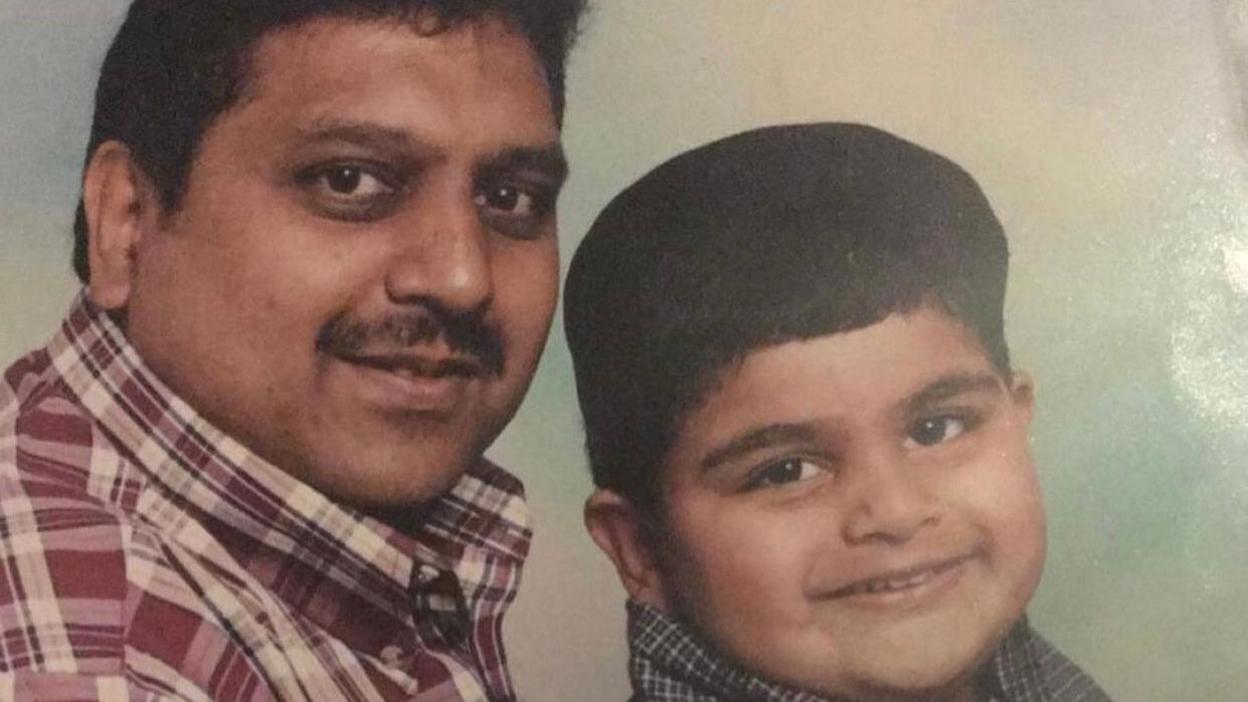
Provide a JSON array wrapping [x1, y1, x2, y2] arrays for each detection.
[[292, 438, 478, 513]]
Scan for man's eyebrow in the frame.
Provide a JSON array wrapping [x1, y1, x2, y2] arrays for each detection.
[[905, 371, 1003, 413], [700, 422, 820, 473], [294, 120, 435, 159], [476, 144, 569, 188], [293, 119, 569, 188]]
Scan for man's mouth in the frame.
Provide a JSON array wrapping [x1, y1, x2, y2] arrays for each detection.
[[828, 550, 980, 600], [315, 308, 506, 377], [331, 350, 486, 414], [341, 352, 485, 379]]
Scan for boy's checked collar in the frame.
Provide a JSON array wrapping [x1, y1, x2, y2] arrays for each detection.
[[625, 600, 1113, 702]]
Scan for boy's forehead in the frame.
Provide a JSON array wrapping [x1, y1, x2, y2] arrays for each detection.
[[716, 302, 993, 378], [684, 307, 1005, 431]]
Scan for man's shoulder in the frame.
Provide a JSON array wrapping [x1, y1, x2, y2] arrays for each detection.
[[2, 346, 61, 421], [0, 438, 134, 679], [0, 353, 268, 698], [2, 345, 145, 513], [0, 446, 269, 699]]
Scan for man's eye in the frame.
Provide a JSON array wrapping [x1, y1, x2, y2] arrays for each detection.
[[475, 185, 532, 214], [297, 164, 400, 221], [474, 183, 553, 239], [319, 166, 394, 198], [745, 458, 826, 490], [904, 415, 968, 449]]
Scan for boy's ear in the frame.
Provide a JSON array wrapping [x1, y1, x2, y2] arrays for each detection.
[[82, 140, 161, 311], [1009, 370, 1035, 424], [584, 488, 669, 610]]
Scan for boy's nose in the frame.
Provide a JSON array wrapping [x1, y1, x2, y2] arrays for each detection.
[[384, 185, 494, 315], [840, 450, 940, 545]]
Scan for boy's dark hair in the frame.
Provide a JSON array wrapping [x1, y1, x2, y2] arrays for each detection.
[[564, 123, 1011, 515], [71, 0, 586, 282]]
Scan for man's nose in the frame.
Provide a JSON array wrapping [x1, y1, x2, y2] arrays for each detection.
[[384, 184, 493, 315], [840, 448, 941, 546]]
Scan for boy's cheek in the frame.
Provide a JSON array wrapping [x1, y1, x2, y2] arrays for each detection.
[[959, 452, 1047, 589], [662, 513, 833, 669], [664, 498, 819, 605], [947, 427, 1043, 514]]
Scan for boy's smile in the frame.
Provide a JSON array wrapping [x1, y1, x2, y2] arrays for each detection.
[[646, 306, 1047, 700], [817, 546, 980, 605]]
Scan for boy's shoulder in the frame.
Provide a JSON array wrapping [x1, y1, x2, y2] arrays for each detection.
[[1010, 627, 1114, 702]]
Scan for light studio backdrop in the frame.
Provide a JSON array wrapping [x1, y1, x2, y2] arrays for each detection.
[[2, 2, 1245, 700]]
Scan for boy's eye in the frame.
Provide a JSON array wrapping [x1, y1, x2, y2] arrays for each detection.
[[474, 181, 554, 240], [904, 415, 968, 449], [298, 163, 401, 221], [746, 458, 826, 490]]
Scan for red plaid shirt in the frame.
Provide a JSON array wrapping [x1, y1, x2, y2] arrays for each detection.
[[0, 295, 532, 701]]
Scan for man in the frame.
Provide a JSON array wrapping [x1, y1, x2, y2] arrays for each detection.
[[0, 1, 584, 699]]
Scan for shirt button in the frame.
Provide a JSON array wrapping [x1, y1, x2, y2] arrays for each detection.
[[416, 564, 440, 586], [379, 645, 403, 665]]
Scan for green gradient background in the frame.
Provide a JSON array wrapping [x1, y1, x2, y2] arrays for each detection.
[[2, 2, 1245, 700]]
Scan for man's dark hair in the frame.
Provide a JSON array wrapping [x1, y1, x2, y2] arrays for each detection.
[[71, 0, 586, 282], [564, 122, 1011, 515]]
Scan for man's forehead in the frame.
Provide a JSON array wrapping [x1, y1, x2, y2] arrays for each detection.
[[219, 14, 559, 153], [242, 13, 544, 94]]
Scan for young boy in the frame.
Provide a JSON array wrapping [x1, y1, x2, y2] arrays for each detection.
[[563, 123, 1112, 701]]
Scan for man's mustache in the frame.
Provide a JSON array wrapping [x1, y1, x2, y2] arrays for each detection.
[[315, 305, 505, 376]]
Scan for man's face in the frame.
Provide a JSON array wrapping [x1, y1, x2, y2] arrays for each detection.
[[654, 307, 1046, 700], [117, 16, 565, 508]]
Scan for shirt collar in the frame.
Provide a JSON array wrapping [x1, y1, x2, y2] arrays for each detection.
[[626, 600, 1058, 702], [49, 292, 531, 624]]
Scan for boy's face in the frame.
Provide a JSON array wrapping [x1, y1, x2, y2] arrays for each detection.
[[650, 307, 1045, 699]]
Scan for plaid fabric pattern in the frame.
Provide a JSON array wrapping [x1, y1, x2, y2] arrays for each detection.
[[0, 294, 532, 701], [626, 601, 1113, 702]]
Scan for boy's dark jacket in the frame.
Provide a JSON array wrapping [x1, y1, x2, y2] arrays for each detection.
[[626, 601, 1113, 702]]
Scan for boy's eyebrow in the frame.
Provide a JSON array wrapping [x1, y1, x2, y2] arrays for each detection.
[[700, 422, 820, 473], [905, 371, 1003, 412]]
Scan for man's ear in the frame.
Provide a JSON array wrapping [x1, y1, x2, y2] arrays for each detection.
[[81, 141, 160, 311], [584, 488, 669, 610], [1010, 370, 1035, 424]]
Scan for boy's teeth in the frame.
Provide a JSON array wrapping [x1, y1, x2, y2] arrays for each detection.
[[854, 567, 938, 595]]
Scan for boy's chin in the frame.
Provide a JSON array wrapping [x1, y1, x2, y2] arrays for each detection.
[[750, 621, 1005, 702], [839, 662, 978, 702], [802, 635, 999, 702]]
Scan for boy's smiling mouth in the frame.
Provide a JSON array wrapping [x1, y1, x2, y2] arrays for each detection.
[[822, 547, 984, 604]]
